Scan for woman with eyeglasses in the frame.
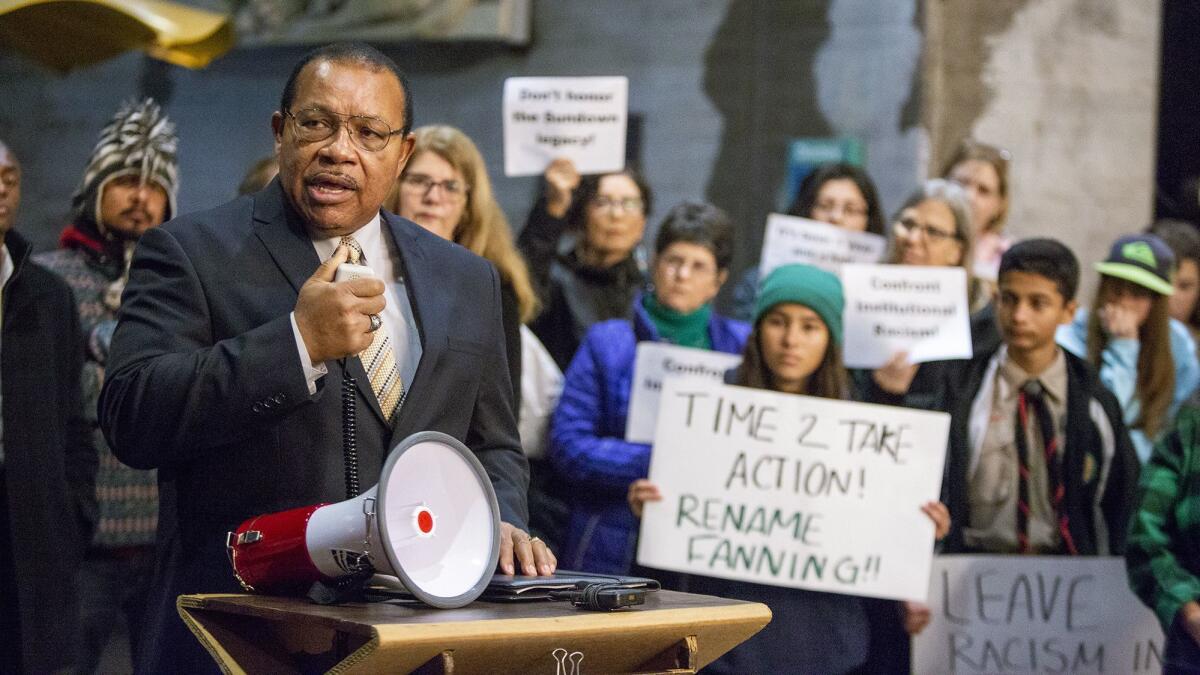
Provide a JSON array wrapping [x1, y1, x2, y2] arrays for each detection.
[[549, 202, 749, 575], [386, 126, 540, 411], [855, 178, 979, 674], [731, 162, 886, 322], [943, 140, 1012, 283], [518, 159, 653, 372]]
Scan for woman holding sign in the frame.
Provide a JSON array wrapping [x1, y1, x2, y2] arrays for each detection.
[[549, 202, 749, 575], [730, 162, 886, 322], [631, 264, 950, 675], [518, 158, 653, 370]]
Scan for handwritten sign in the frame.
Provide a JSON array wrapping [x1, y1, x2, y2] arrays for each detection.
[[758, 214, 887, 278], [624, 343, 743, 444], [914, 556, 1164, 675], [840, 263, 972, 368], [637, 380, 949, 601], [503, 76, 628, 176]]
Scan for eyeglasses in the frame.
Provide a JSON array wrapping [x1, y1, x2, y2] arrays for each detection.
[[284, 108, 405, 152], [812, 200, 868, 219], [894, 217, 960, 244], [591, 196, 644, 213], [401, 173, 469, 198], [660, 254, 717, 279]]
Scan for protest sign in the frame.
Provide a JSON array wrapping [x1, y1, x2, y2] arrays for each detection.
[[758, 213, 887, 277], [913, 555, 1164, 675], [503, 76, 628, 176], [840, 263, 972, 368], [624, 343, 743, 444], [637, 380, 949, 601]]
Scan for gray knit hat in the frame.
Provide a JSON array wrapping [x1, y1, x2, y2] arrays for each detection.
[[71, 98, 179, 232]]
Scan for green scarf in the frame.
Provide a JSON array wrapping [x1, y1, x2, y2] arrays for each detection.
[[643, 294, 712, 349]]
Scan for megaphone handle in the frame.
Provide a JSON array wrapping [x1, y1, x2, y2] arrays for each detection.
[[341, 363, 360, 498]]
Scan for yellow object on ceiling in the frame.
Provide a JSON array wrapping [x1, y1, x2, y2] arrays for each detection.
[[0, 0, 234, 72]]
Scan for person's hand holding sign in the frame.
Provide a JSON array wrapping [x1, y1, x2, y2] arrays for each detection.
[[872, 351, 920, 395], [627, 478, 662, 518], [543, 157, 581, 219], [903, 500, 951, 636]]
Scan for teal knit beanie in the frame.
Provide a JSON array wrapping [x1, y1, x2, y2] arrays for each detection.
[[754, 264, 845, 345]]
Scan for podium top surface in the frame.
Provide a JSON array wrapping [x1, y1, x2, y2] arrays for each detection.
[[178, 589, 771, 674], [179, 588, 767, 636]]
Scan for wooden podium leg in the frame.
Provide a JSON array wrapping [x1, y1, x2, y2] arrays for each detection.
[[412, 650, 455, 674], [632, 635, 698, 674]]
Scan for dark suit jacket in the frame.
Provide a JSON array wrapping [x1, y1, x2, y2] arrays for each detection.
[[99, 180, 529, 673], [0, 231, 95, 673]]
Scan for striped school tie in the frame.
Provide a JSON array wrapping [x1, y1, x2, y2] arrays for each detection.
[[340, 236, 403, 420]]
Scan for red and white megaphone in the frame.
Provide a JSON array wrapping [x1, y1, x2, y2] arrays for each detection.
[[225, 431, 500, 608]]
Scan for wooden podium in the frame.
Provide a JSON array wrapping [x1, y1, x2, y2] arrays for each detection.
[[178, 590, 770, 674]]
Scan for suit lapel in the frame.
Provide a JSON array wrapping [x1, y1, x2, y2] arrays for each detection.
[[252, 182, 392, 425], [251, 180, 321, 294], [384, 212, 447, 437]]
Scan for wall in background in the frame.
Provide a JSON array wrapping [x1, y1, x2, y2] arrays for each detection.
[[0, 0, 1161, 310]]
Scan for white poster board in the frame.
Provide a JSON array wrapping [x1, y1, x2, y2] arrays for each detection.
[[624, 343, 743, 444], [840, 263, 972, 368], [913, 555, 1164, 675], [638, 380, 949, 601], [502, 76, 628, 176], [758, 213, 887, 277]]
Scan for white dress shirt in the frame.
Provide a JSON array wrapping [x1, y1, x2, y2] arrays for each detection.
[[290, 214, 423, 398]]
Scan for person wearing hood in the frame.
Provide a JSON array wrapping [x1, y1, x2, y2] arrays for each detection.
[[35, 97, 177, 673], [0, 138, 96, 674]]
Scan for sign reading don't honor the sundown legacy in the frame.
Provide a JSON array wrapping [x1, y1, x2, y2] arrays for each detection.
[[637, 380, 949, 601], [502, 76, 628, 176]]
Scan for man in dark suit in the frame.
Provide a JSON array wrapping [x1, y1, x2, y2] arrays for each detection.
[[0, 138, 96, 674], [98, 43, 554, 673]]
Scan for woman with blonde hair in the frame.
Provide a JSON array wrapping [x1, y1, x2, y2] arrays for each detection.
[[387, 125, 540, 404], [943, 140, 1011, 282]]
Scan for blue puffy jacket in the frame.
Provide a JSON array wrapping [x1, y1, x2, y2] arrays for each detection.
[[549, 299, 750, 574]]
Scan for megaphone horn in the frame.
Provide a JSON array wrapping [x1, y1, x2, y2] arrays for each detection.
[[226, 431, 501, 608]]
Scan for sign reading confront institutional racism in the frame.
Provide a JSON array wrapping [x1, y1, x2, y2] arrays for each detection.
[[637, 380, 949, 601], [624, 343, 744, 444], [503, 76, 628, 176], [913, 556, 1164, 675], [758, 213, 887, 278], [840, 263, 972, 369]]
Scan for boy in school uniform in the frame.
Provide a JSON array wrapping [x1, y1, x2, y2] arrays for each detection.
[[940, 238, 1140, 555]]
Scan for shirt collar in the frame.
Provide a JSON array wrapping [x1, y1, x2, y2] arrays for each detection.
[[998, 345, 1068, 404], [0, 244, 13, 290], [311, 212, 383, 263]]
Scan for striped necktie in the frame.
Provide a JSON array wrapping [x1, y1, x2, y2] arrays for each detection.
[[340, 236, 403, 420], [1015, 379, 1077, 555]]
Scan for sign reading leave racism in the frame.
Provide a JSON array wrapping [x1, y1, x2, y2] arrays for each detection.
[[637, 380, 949, 601], [840, 263, 972, 368], [758, 214, 887, 278], [503, 76, 628, 176], [625, 343, 743, 444], [913, 556, 1164, 675]]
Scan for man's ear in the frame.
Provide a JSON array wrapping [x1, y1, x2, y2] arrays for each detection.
[[1059, 298, 1079, 325], [271, 112, 284, 154], [393, 133, 416, 176]]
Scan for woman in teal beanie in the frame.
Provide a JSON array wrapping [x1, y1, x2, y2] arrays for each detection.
[[633, 263, 948, 674]]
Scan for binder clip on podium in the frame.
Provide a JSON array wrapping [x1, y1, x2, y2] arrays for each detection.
[[225, 431, 501, 608]]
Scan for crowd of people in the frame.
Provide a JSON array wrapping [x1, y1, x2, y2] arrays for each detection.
[[3, 41, 1200, 674]]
